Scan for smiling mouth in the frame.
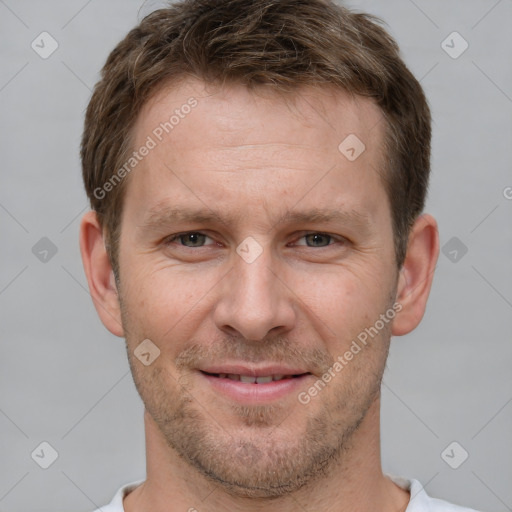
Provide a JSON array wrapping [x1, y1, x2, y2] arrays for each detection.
[[200, 371, 311, 384]]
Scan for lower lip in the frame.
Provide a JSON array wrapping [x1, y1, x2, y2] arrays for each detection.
[[200, 372, 311, 404]]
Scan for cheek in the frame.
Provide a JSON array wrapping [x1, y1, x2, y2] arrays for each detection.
[[294, 262, 386, 310], [289, 263, 394, 346], [120, 260, 218, 347]]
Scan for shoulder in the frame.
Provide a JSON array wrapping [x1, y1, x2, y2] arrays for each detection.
[[406, 478, 482, 512], [423, 496, 482, 512], [88, 480, 144, 512]]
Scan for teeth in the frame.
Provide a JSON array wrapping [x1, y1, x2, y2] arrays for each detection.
[[256, 375, 273, 384], [215, 373, 293, 383], [240, 375, 257, 383]]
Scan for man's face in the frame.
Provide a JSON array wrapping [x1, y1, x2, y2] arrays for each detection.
[[117, 79, 399, 497]]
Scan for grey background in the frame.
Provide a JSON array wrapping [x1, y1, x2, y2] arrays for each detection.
[[0, 0, 511, 511]]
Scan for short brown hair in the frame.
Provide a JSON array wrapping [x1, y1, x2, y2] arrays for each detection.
[[81, 0, 431, 274]]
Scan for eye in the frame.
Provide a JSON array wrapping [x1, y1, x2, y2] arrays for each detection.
[[165, 232, 214, 247], [294, 232, 338, 247]]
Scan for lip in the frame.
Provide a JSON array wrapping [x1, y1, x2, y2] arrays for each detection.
[[199, 363, 309, 377], [198, 365, 312, 404]]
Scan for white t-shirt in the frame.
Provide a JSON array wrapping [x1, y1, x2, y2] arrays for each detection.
[[91, 476, 481, 512]]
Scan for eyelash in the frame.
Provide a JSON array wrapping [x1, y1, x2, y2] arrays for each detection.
[[164, 231, 346, 249]]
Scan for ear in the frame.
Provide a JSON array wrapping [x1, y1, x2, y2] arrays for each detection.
[[79, 211, 124, 337], [392, 213, 439, 336]]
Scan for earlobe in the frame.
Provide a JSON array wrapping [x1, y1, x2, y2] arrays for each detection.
[[392, 214, 439, 337], [79, 211, 124, 337]]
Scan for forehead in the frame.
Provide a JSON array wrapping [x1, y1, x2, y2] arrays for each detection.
[[134, 78, 384, 157], [125, 77, 388, 225]]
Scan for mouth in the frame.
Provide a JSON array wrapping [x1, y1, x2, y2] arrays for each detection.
[[198, 367, 313, 403], [200, 371, 310, 383]]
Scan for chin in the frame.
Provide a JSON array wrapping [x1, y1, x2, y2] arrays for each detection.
[[158, 399, 352, 500]]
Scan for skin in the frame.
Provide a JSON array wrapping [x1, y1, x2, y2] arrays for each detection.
[[80, 78, 439, 512]]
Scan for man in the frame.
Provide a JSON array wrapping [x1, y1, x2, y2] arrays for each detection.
[[79, 1, 479, 510]]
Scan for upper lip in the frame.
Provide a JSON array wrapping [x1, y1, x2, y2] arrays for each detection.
[[199, 364, 310, 377]]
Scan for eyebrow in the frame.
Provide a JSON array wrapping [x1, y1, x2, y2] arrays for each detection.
[[141, 206, 241, 230], [140, 205, 371, 233], [277, 208, 370, 228]]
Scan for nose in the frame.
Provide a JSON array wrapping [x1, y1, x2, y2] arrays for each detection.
[[213, 248, 297, 341]]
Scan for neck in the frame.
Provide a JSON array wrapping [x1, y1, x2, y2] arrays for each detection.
[[124, 397, 409, 512]]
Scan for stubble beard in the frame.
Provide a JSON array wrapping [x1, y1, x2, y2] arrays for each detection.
[[119, 288, 392, 499], [125, 343, 387, 499]]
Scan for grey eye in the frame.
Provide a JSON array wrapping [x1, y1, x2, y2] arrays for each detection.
[[179, 233, 207, 247], [304, 233, 332, 247]]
